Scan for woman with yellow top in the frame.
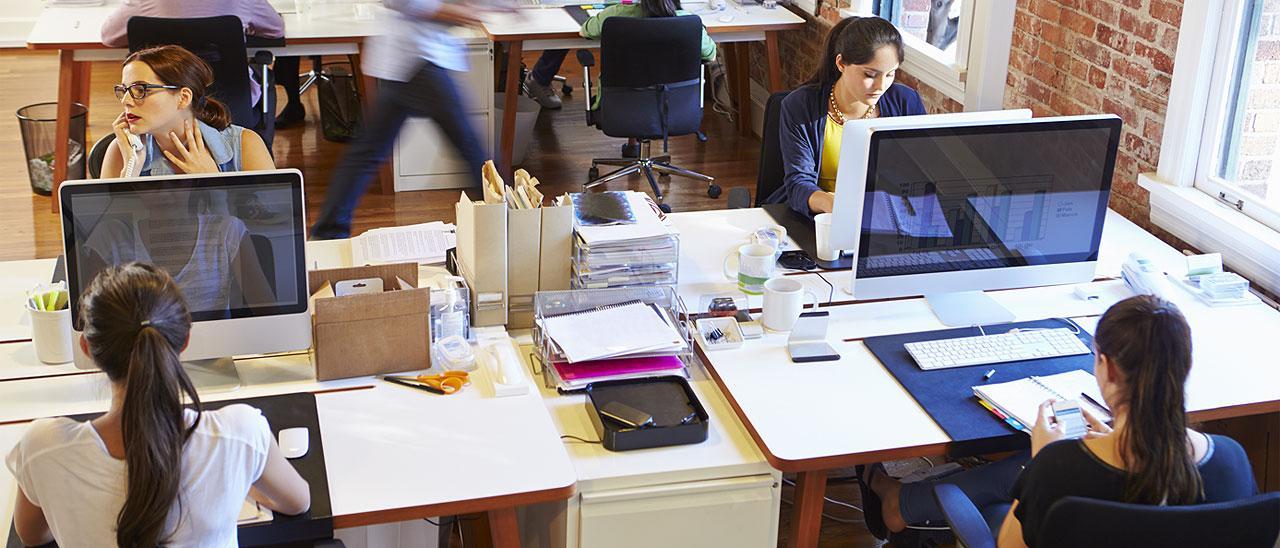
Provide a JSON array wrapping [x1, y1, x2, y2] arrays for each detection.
[[768, 16, 926, 217]]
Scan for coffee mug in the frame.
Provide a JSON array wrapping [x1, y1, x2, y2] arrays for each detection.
[[723, 243, 777, 295], [762, 277, 820, 332]]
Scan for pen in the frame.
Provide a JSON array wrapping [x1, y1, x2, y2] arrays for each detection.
[[1080, 392, 1111, 415], [382, 376, 445, 394], [983, 368, 996, 381]]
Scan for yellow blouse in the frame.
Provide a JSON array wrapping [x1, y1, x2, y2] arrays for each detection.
[[818, 114, 844, 193]]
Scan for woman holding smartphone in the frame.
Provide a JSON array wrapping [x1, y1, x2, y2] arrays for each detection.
[[860, 295, 1259, 546]]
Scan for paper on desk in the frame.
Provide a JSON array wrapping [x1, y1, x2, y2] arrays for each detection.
[[573, 191, 678, 245], [238, 498, 274, 525], [351, 222, 456, 265], [482, 160, 507, 204]]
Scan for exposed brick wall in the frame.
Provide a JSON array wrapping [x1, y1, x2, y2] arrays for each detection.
[[1237, 0, 1280, 201]]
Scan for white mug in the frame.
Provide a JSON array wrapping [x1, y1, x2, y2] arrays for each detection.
[[762, 277, 820, 332], [29, 307, 73, 364], [724, 244, 777, 295], [814, 213, 837, 261]]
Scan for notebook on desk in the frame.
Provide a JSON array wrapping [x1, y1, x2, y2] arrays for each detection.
[[973, 369, 1111, 432], [541, 301, 685, 363]]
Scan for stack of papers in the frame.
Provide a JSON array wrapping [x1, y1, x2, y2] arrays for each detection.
[[569, 191, 680, 289], [540, 301, 688, 389], [351, 221, 455, 265]]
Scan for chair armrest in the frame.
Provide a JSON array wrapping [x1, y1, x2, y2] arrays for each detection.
[[933, 484, 996, 548], [576, 50, 596, 67], [577, 50, 596, 122]]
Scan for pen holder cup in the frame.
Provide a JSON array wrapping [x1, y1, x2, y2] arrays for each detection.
[[30, 307, 74, 364]]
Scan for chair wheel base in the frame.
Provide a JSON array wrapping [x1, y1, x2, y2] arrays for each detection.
[[588, 166, 600, 181], [621, 143, 640, 158], [658, 173, 671, 183], [707, 184, 722, 199]]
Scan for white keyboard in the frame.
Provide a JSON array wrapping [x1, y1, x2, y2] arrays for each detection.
[[905, 328, 1092, 370]]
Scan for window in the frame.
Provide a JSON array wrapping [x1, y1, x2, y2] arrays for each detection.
[[841, 0, 1014, 110], [1142, 0, 1280, 293], [1196, 0, 1280, 228]]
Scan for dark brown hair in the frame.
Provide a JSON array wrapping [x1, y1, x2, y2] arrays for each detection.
[[124, 45, 232, 130], [808, 16, 905, 89], [1094, 295, 1202, 505], [79, 262, 202, 547]]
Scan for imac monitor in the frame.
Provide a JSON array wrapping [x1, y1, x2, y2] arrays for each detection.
[[838, 115, 1123, 326], [59, 169, 312, 391]]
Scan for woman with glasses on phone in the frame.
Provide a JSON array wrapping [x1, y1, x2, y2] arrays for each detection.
[[100, 45, 275, 179]]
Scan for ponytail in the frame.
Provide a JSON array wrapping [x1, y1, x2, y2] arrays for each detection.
[[78, 263, 200, 547], [194, 96, 232, 131], [117, 326, 202, 547], [807, 16, 904, 89], [1094, 296, 1202, 505]]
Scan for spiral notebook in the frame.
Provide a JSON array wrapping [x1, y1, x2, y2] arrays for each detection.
[[972, 370, 1111, 432], [541, 301, 685, 363], [867, 190, 954, 238]]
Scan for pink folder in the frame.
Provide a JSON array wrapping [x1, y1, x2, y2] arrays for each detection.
[[553, 355, 684, 381]]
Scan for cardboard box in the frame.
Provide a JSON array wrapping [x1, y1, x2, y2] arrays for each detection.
[[308, 263, 431, 381]]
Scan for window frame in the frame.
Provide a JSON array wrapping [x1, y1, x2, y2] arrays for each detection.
[[1140, 0, 1280, 292], [839, 0, 1014, 111]]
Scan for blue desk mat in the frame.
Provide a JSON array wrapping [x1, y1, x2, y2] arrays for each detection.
[[862, 319, 1095, 457]]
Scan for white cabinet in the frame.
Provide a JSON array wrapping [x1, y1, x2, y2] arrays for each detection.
[[577, 475, 779, 548], [392, 36, 494, 192]]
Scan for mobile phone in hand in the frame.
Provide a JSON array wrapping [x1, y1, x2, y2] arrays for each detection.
[[1052, 399, 1088, 439]]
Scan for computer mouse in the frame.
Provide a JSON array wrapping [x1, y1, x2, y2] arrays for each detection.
[[717, 14, 734, 23], [278, 427, 309, 459]]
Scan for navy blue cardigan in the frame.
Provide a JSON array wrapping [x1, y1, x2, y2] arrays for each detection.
[[767, 82, 926, 217]]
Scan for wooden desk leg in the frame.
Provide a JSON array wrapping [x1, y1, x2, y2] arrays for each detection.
[[499, 40, 523, 181], [730, 43, 752, 138], [52, 50, 81, 213], [765, 30, 784, 92], [488, 507, 521, 548], [788, 470, 828, 548]]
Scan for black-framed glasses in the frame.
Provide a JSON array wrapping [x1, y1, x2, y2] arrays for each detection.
[[113, 83, 180, 101]]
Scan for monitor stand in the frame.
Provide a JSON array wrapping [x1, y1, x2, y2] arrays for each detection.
[[184, 357, 243, 393], [924, 291, 1016, 327]]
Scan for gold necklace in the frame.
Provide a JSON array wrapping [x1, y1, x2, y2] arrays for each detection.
[[828, 89, 877, 125]]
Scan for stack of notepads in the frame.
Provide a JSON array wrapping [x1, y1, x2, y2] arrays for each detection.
[[568, 191, 680, 289], [539, 301, 688, 390], [972, 370, 1112, 433]]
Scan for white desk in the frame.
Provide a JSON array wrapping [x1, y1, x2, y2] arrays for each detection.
[[0, 246, 574, 547], [680, 209, 1280, 548], [481, 4, 805, 178]]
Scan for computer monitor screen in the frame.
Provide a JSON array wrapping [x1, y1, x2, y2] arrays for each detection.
[[857, 118, 1121, 280], [61, 171, 308, 328]]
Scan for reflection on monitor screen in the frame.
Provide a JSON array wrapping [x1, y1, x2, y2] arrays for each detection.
[[66, 181, 305, 322], [858, 123, 1115, 279]]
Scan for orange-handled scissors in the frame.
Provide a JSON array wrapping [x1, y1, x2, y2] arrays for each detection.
[[412, 370, 470, 395]]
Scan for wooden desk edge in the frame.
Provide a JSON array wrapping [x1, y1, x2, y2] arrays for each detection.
[[331, 482, 577, 529], [27, 36, 367, 51], [483, 21, 804, 43]]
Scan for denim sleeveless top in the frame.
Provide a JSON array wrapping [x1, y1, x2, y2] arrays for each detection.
[[139, 120, 245, 175]]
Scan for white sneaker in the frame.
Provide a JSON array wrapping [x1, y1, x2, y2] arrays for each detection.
[[524, 74, 562, 109]]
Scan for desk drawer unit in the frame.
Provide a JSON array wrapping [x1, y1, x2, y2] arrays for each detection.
[[393, 43, 494, 192], [577, 475, 779, 548]]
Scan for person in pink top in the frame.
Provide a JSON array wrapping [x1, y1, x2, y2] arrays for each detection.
[[100, 0, 285, 108]]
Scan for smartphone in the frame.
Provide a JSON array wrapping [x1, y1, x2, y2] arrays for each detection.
[[1052, 400, 1088, 439], [599, 401, 654, 429]]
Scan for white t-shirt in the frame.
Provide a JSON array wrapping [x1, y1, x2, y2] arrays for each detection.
[[5, 404, 272, 548]]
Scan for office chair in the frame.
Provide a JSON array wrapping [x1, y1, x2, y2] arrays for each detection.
[[755, 90, 792, 207], [933, 484, 1280, 548], [127, 16, 278, 150], [578, 16, 717, 213], [87, 133, 115, 179]]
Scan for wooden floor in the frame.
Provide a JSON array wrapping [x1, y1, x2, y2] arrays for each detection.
[[0, 49, 902, 547]]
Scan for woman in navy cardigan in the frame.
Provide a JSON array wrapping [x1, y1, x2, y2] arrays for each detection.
[[768, 17, 926, 217]]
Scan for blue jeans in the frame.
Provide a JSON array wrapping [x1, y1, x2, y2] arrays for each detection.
[[897, 451, 1030, 534], [311, 62, 487, 239], [530, 49, 569, 86]]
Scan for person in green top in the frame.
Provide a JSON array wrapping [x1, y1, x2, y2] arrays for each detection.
[[523, 0, 716, 110]]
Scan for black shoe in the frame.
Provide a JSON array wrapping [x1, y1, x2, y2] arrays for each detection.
[[276, 102, 306, 128], [857, 463, 889, 540]]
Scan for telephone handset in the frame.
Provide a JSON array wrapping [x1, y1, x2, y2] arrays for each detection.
[[122, 132, 145, 177]]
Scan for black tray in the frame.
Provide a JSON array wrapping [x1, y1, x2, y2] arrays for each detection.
[[585, 376, 709, 451]]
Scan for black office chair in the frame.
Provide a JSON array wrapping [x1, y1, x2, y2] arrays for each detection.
[[578, 16, 717, 212], [933, 484, 1280, 548], [127, 16, 278, 150], [755, 90, 792, 207], [87, 133, 115, 179]]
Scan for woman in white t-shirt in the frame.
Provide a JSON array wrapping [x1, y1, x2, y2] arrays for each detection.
[[5, 262, 310, 547]]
